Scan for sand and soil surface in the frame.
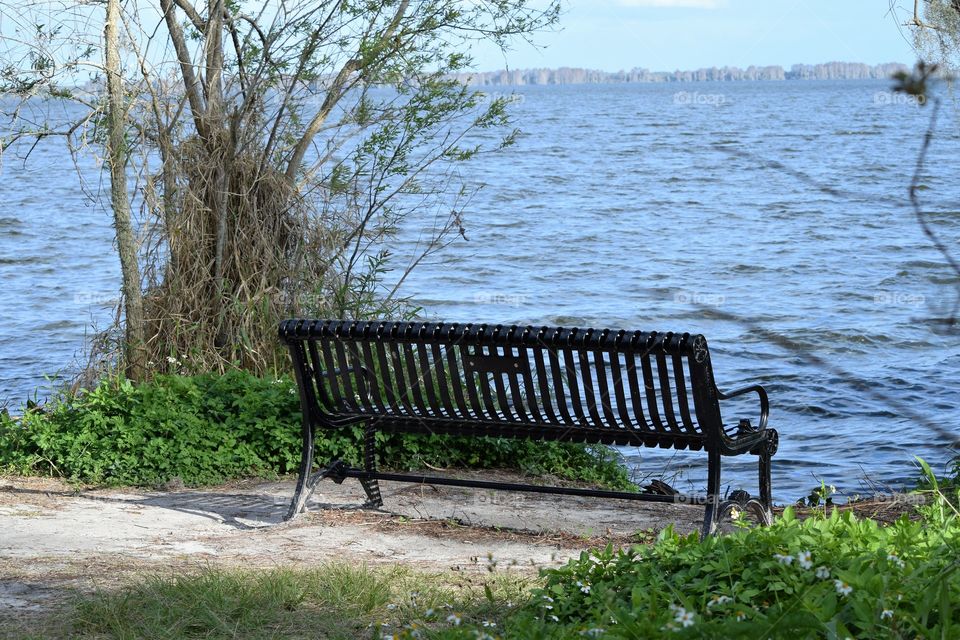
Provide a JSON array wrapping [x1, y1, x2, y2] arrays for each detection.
[[0, 471, 706, 625]]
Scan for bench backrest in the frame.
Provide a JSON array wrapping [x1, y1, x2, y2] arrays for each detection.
[[279, 320, 726, 450]]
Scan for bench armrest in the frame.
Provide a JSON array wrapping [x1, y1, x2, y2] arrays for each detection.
[[717, 384, 768, 432]]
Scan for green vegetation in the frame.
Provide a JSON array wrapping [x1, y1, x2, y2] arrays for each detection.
[[496, 509, 958, 638], [0, 371, 632, 489], [14, 564, 533, 640], [0, 0, 561, 378], [6, 465, 956, 639], [435, 463, 959, 640]]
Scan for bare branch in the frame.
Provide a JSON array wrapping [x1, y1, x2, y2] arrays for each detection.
[[284, 0, 410, 181], [173, 0, 205, 31], [159, 0, 208, 138]]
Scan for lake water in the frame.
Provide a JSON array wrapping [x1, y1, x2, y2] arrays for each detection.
[[2, 80, 958, 502]]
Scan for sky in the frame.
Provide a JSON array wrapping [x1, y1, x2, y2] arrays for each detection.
[[470, 1, 919, 72]]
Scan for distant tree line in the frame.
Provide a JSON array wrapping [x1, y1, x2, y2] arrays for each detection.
[[453, 62, 909, 86]]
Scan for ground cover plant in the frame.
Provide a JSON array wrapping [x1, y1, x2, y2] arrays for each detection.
[[429, 462, 960, 639], [0, 371, 632, 490], [3, 463, 956, 639]]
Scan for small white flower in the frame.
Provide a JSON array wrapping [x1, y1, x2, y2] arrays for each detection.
[[166, 356, 179, 364], [289, 388, 296, 394], [386, 603, 397, 610], [774, 553, 794, 565], [887, 553, 905, 569], [707, 595, 733, 608], [542, 595, 554, 602], [881, 609, 894, 620], [815, 566, 830, 579], [446, 613, 462, 626], [548, 614, 559, 622], [424, 608, 434, 618], [675, 609, 695, 628], [834, 579, 853, 596], [578, 581, 591, 594], [481, 620, 496, 628], [797, 550, 813, 569], [735, 610, 747, 621], [670, 604, 695, 627], [543, 604, 553, 610]]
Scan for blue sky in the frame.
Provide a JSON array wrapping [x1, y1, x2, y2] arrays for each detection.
[[471, 1, 917, 71]]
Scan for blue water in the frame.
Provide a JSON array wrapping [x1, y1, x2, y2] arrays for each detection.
[[1, 81, 958, 501]]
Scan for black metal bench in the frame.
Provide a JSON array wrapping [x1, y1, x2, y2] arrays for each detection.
[[279, 319, 779, 537]]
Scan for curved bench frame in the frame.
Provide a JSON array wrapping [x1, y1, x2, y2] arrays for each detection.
[[279, 319, 778, 538]]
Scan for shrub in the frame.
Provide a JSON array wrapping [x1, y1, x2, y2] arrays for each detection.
[[0, 371, 632, 488], [429, 488, 960, 638]]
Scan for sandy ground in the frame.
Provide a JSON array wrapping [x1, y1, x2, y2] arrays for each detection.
[[0, 472, 704, 621]]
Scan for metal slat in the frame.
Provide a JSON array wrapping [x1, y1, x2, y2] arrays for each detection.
[[475, 346, 503, 421], [593, 350, 621, 429], [402, 342, 429, 415], [309, 339, 339, 411], [445, 343, 475, 419], [609, 351, 636, 430], [428, 342, 455, 419], [640, 353, 665, 433], [387, 341, 414, 415], [673, 353, 697, 433], [656, 351, 682, 433], [462, 347, 490, 419], [576, 348, 605, 428], [531, 346, 560, 424], [373, 340, 400, 411], [547, 347, 575, 425], [561, 347, 589, 426], [624, 353, 650, 432], [360, 341, 387, 412], [332, 339, 358, 412]]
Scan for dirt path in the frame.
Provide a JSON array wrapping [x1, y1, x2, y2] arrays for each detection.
[[0, 472, 702, 620]]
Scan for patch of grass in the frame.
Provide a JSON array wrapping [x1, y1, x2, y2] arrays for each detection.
[[14, 564, 533, 640], [0, 371, 633, 490]]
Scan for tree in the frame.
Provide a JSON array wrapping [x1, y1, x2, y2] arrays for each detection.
[[104, 0, 147, 379], [0, 0, 559, 377], [899, 0, 960, 72]]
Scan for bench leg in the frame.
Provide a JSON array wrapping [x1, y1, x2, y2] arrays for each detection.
[[701, 449, 722, 539], [286, 416, 315, 521], [757, 429, 778, 523], [360, 425, 383, 507]]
